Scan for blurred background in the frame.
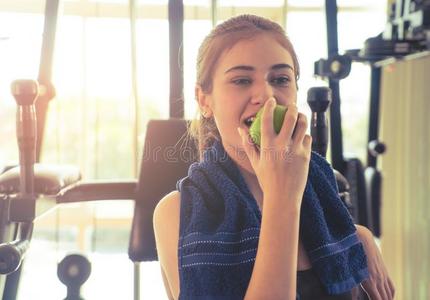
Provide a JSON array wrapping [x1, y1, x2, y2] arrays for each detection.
[[0, 0, 429, 299]]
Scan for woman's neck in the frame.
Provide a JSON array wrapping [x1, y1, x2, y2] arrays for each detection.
[[221, 140, 264, 209], [237, 164, 264, 210]]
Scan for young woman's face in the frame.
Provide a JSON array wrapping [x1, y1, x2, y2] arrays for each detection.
[[200, 33, 298, 174]]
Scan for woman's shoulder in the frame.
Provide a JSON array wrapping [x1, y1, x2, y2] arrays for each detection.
[[154, 190, 181, 216], [153, 190, 181, 300]]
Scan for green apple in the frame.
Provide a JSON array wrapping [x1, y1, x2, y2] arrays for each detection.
[[249, 104, 288, 146]]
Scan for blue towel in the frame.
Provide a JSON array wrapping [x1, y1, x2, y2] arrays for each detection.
[[176, 139, 369, 299]]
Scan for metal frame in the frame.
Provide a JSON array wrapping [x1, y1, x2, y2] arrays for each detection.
[[168, 0, 184, 119], [35, 0, 60, 162], [1, 1, 60, 299], [324, 0, 346, 174]]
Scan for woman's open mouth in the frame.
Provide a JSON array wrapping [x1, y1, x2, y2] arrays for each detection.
[[244, 116, 256, 128]]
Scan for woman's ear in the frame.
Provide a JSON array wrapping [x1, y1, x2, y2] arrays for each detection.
[[195, 85, 213, 118]]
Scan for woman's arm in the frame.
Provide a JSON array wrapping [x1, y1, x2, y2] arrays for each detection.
[[244, 193, 301, 300], [153, 191, 181, 300], [239, 101, 311, 300], [355, 224, 396, 300], [161, 266, 174, 300]]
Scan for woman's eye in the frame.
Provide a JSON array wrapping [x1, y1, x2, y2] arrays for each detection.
[[232, 78, 252, 85], [271, 76, 290, 86]]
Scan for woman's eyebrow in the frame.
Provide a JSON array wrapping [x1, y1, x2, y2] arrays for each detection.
[[224, 63, 294, 74], [271, 63, 294, 72], [224, 65, 254, 74]]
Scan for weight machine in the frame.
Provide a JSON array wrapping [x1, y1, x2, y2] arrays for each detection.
[[314, 0, 430, 237]]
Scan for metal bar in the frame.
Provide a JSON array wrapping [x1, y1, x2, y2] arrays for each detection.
[[36, 0, 60, 162], [282, 0, 288, 29], [57, 181, 138, 203], [395, 0, 405, 19], [2, 266, 22, 300], [367, 67, 382, 168], [133, 262, 140, 300], [1, 222, 33, 300], [0, 197, 12, 300], [211, 0, 217, 27], [129, 0, 139, 177], [325, 0, 338, 57], [168, 0, 184, 119], [325, 0, 345, 173]]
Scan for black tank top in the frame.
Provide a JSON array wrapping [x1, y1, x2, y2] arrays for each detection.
[[297, 268, 353, 300]]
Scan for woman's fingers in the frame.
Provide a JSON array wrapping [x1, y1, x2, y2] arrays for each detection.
[[278, 103, 298, 143], [260, 97, 276, 148], [291, 113, 308, 145], [363, 280, 382, 300], [382, 275, 395, 300], [303, 134, 312, 149], [387, 277, 395, 299], [244, 98, 309, 164], [384, 281, 393, 300], [362, 276, 396, 300], [378, 280, 390, 300]]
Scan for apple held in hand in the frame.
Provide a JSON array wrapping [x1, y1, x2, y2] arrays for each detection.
[[249, 104, 288, 146]]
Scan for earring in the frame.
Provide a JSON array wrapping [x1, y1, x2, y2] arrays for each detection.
[[202, 110, 207, 118]]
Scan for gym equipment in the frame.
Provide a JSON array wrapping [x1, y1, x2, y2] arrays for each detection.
[[307, 87, 353, 214], [57, 254, 91, 300], [314, 54, 352, 81], [0, 78, 196, 300], [0, 80, 81, 300], [36, 0, 60, 161], [381, 0, 430, 51], [314, 0, 391, 238]]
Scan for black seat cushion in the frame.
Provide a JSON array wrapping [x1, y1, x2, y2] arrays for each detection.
[[128, 119, 198, 262], [0, 164, 81, 195]]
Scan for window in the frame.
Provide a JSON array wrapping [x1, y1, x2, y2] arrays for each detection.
[[0, 12, 44, 169], [183, 20, 212, 119]]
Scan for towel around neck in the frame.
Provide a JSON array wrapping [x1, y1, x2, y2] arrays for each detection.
[[176, 139, 369, 299]]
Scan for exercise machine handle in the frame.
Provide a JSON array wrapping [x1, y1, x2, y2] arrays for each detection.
[[307, 86, 332, 157], [11, 79, 38, 196], [0, 222, 33, 275], [0, 80, 39, 275], [10, 79, 39, 221]]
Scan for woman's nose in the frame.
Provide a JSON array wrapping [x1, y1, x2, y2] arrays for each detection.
[[250, 81, 275, 105]]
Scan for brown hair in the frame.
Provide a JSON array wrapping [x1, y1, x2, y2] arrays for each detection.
[[187, 14, 300, 160]]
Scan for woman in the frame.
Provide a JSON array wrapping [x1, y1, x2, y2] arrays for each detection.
[[153, 14, 394, 300]]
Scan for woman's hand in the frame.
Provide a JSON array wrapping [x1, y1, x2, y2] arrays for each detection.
[[356, 225, 396, 300], [238, 97, 312, 208]]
